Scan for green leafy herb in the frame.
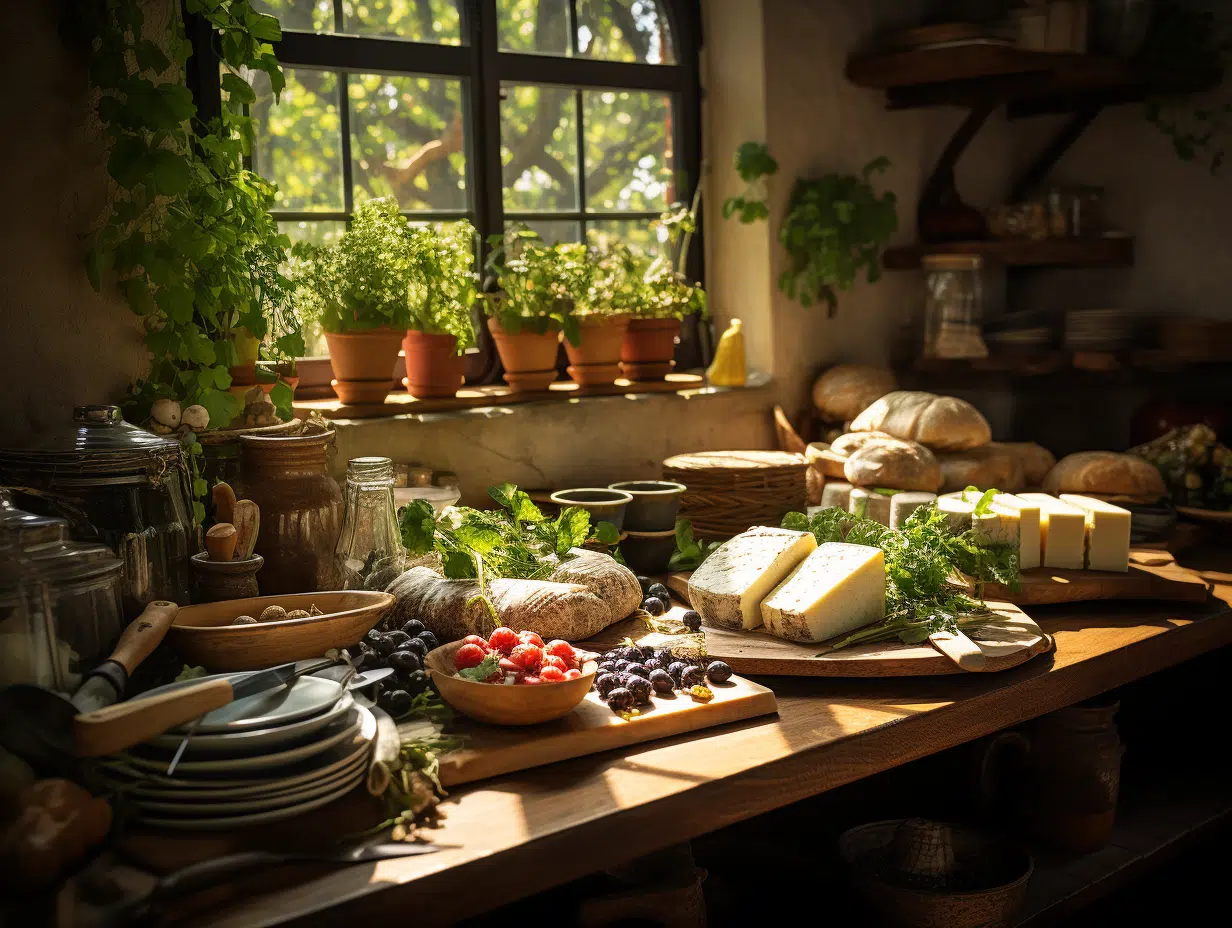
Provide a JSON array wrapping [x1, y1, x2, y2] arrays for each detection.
[[964, 486, 999, 516], [398, 499, 440, 556], [482, 228, 591, 342], [590, 521, 622, 546], [455, 653, 501, 682], [668, 519, 722, 571], [721, 141, 778, 224]]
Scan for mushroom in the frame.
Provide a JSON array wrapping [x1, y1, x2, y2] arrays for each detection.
[[181, 404, 209, 430], [150, 398, 181, 429]]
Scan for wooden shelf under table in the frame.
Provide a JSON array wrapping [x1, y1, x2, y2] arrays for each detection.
[[130, 549, 1232, 928]]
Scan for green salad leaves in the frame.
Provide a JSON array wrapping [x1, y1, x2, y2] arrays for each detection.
[[668, 519, 722, 571]]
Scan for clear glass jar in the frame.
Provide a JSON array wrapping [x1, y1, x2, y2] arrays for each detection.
[[334, 457, 406, 591], [922, 254, 988, 361]]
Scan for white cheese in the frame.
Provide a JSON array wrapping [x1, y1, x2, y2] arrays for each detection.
[[760, 542, 886, 643], [990, 493, 1041, 570], [687, 526, 817, 630], [849, 487, 892, 525], [820, 481, 854, 511], [1059, 494, 1132, 572], [937, 491, 1021, 549], [889, 492, 937, 529], [1019, 493, 1086, 569]]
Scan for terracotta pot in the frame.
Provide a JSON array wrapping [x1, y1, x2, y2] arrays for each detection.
[[503, 369, 557, 393], [233, 430, 343, 594], [403, 331, 465, 398], [566, 363, 622, 386], [487, 316, 561, 391], [332, 380, 395, 405], [620, 318, 680, 381], [564, 315, 631, 367], [229, 329, 260, 386], [324, 328, 405, 388]]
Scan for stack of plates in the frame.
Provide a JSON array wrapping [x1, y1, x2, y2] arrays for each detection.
[[101, 671, 375, 830], [1065, 310, 1134, 352]]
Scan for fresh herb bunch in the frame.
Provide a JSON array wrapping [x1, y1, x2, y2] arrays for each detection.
[[76, 0, 304, 431], [407, 220, 479, 352], [482, 227, 592, 343], [721, 141, 779, 224], [780, 503, 1019, 650], [398, 482, 622, 581], [586, 242, 655, 317], [291, 197, 418, 334], [639, 185, 708, 321], [668, 519, 721, 571]]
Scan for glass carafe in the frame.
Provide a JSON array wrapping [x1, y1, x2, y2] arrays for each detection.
[[334, 457, 406, 591]]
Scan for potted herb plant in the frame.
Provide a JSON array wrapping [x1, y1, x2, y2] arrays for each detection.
[[403, 221, 479, 398], [291, 197, 415, 404], [483, 229, 586, 392], [621, 190, 708, 381], [566, 243, 644, 386]]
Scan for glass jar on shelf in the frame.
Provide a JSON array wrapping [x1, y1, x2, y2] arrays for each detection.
[[334, 456, 406, 592], [922, 254, 988, 361]]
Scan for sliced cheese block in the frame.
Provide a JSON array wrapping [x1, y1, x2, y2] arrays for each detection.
[[687, 527, 817, 630], [821, 481, 854, 511], [849, 487, 893, 525], [1060, 494, 1132, 572], [760, 542, 886, 643], [989, 493, 1040, 570], [1019, 493, 1086, 569], [889, 492, 937, 529], [937, 491, 1021, 549]]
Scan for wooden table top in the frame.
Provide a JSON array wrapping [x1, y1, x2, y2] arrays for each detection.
[[149, 550, 1232, 928]]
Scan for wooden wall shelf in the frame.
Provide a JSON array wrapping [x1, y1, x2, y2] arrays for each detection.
[[883, 236, 1135, 270]]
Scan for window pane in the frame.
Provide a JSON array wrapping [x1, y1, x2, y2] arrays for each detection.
[[349, 73, 468, 212], [251, 0, 333, 34], [583, 90, 673, 212], [342, 0, 463, 43], [501, 85, 579, 211], [281, 221, 348, 357], [507, 219, 581, 244], [497, 0, 572, 55], [250, 68, 345, 211], [586, 219, 662, 255], [576, 0, 675, 64]]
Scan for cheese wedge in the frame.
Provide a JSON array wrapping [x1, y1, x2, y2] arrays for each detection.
[[890, 492, 937, 529], [849, 487, 893, 525], [760, 542, 886, 643], [820, 481, 854, 512], [989, 493, 1040, 570], [687, 527, 817, 630], [1019, 493, 1086, 569], [937, 491, 1021, 549], [1060, 494, 1132, 572]]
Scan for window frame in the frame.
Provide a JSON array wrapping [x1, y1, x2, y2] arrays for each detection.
[[187, 0, 705, 385]]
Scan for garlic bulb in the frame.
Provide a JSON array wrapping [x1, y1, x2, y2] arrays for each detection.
[[181, 404, 209, 430], [151, 398, 181, 429]]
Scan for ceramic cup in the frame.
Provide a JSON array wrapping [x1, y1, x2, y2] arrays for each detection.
[[549, 488, 634, 531], [620, 528, 677, 575], [608, 480, 687, 532]]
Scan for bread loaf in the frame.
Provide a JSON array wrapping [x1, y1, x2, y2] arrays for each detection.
[[806, 441, 849, 478], [937, 444, 1024, 493], [812, 365, 898, 423], [831, 431, 895, 457], [545, 548, 643, 620], [843, 438, 942, 492], [1000, 441, 1056, 487], [849, 391, 991, 451], [1043, 451, 1166, 502]]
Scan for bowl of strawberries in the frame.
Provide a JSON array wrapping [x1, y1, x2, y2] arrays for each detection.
[[423, 627, 599, 725]]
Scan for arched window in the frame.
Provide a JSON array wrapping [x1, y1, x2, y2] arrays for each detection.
[[190, 0, 702, 381]]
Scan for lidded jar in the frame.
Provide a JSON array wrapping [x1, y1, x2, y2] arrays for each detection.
[[334, 457, 406, 591], [921, 254, 988, 361]]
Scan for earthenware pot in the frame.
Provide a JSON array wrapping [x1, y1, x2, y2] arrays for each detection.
[[324, 329, 405, 402], [620, 318, 680, 380], [608, 480, 687, 531], [564, 314, 631, 386], [550, 488, 634, 531], [488, 316, 561, 391], [403, 331, 465, 398], [190, 552, 263, 603]]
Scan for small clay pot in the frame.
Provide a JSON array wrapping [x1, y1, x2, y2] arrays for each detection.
[[620, 359, 675, 381], [191, 552, 263, 603], [620, 528, 677, 574], [488, 316, 562, 390], [502, 369, 557, 393], [566, 363, 623, 387], [550, 488, 634, 531], [608, 480, 687, 531], [332, 380, 396, 405], [403, 330, 465, 398], [324, 329, 405, 387], [620, 317, 681, 378], [563, 315, 630, 386]]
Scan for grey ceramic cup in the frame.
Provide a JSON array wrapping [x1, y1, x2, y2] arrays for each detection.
[[550, 488, 634, 531], [607, 481, 687, 532]]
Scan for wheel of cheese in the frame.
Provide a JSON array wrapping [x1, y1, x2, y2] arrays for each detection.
[[849, 391, 991, 452], [811, 365, 898, 423], [999, 441, 1057, 487], [843, 438, 942, 492], [937, 444, 1024, 493], [1042, 451, 1166, 502]]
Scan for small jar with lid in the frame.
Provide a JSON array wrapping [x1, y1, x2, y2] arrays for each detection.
[[921, 254, 989, 361], [334, 457, 406, 591]]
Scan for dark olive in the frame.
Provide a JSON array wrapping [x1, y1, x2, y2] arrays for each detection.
[[373, 634, 399, 656], [681, 610, 702, 632], [705, 661, 733, 684], [641, 597, 665, 616], [404, 637, 429, 658], [625, 662, 650, 679], [619, 647, 643, 663], [649, 669, 675, 694], [379, 688, 412, 716], [644, 658, 664, 673], [653, 648, 675, 666], [400, 619, 426, 636], [388, 650, 423, 673], [626, 675, 653, 705], [385, 630, 412, 649], [614, 659, 634, 674], [637, 575, 653, 593], [667, 661, 690, 685], [594, 673, 620, 698], [647, 582, 671, 603], [680, 666, 705, 688], [403, 670, 429, 695], [417, 631, 440, 652], [606, 687, 635, 711], [365, 628, 383, 646]]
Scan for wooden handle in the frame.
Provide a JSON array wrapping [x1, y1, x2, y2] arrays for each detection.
[[72, 678, 235, 758], [930, 629, 988, 672], [109, 601, 180, 675], [212, 481, 237, 525], [233, 499, 260, 560]]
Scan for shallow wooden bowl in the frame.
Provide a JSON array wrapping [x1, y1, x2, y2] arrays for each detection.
[[424, 640, 598, 726], [168, 591, 394, 671]]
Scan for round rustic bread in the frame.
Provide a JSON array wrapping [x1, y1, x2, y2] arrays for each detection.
[[806, 441, 848, 478], [849, 391, 991, 452], [1042, 451, 1166, 501], [937, 444, 1025, 493], [831, 430, 895, 457], [844, 438, 942, 492], [812, 365, 898, 423], [999, 441, 1056, 487]]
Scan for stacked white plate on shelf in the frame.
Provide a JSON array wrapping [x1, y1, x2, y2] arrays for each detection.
[[100, 669, 376, 831]]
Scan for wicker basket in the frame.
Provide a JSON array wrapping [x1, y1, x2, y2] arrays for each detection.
[[662, 450, 808, 540]]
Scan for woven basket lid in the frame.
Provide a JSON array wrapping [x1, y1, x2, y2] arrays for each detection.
[[663, 450, 807, 472]]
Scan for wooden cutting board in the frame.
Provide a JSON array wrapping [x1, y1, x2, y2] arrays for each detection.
[[976, 550, 1209, 606], [435, 674, 777, 787], [587, 604, 1052, 678]]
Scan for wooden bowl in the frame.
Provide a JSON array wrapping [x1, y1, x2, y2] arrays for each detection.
[[424, 640, 598, 726], [168, 591, 394, 671]]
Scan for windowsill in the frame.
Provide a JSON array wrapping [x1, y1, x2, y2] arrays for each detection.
[[293, 369, 773, 423]]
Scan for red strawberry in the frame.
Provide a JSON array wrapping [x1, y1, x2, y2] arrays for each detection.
[[518, 630, 545, 648], [498, 657, 520, 674], [518, 674, 542, 686], [487, 626, 519, 655], [454, 643, 487, 670], [540, 654, 567, 673], [509, 643, 544, 672], [461, 634, 489, 651], [539, 666, 566, 683], [544, 640, 577, 666], [564, 669, 582, 681]]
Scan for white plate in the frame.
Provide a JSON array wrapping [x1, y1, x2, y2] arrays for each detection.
[[131, 762, 368, 815], [135, 672, 345, 734], [115, 711, 363, 776], [135, 774, 365, 830], [141, 693, 355, 756]]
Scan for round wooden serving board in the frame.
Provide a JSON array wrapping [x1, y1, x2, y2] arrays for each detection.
[[976, 550, 1209, 606]]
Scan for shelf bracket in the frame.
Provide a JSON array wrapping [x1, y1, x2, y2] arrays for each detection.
[[1010, 105, 1104, 201], [918, 101, 997, 241]]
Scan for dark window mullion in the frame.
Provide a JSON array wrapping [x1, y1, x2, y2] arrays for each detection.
[[274, 33, 472, 76], [332, 0, 344, 32], [337, 72, 354, 214]]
